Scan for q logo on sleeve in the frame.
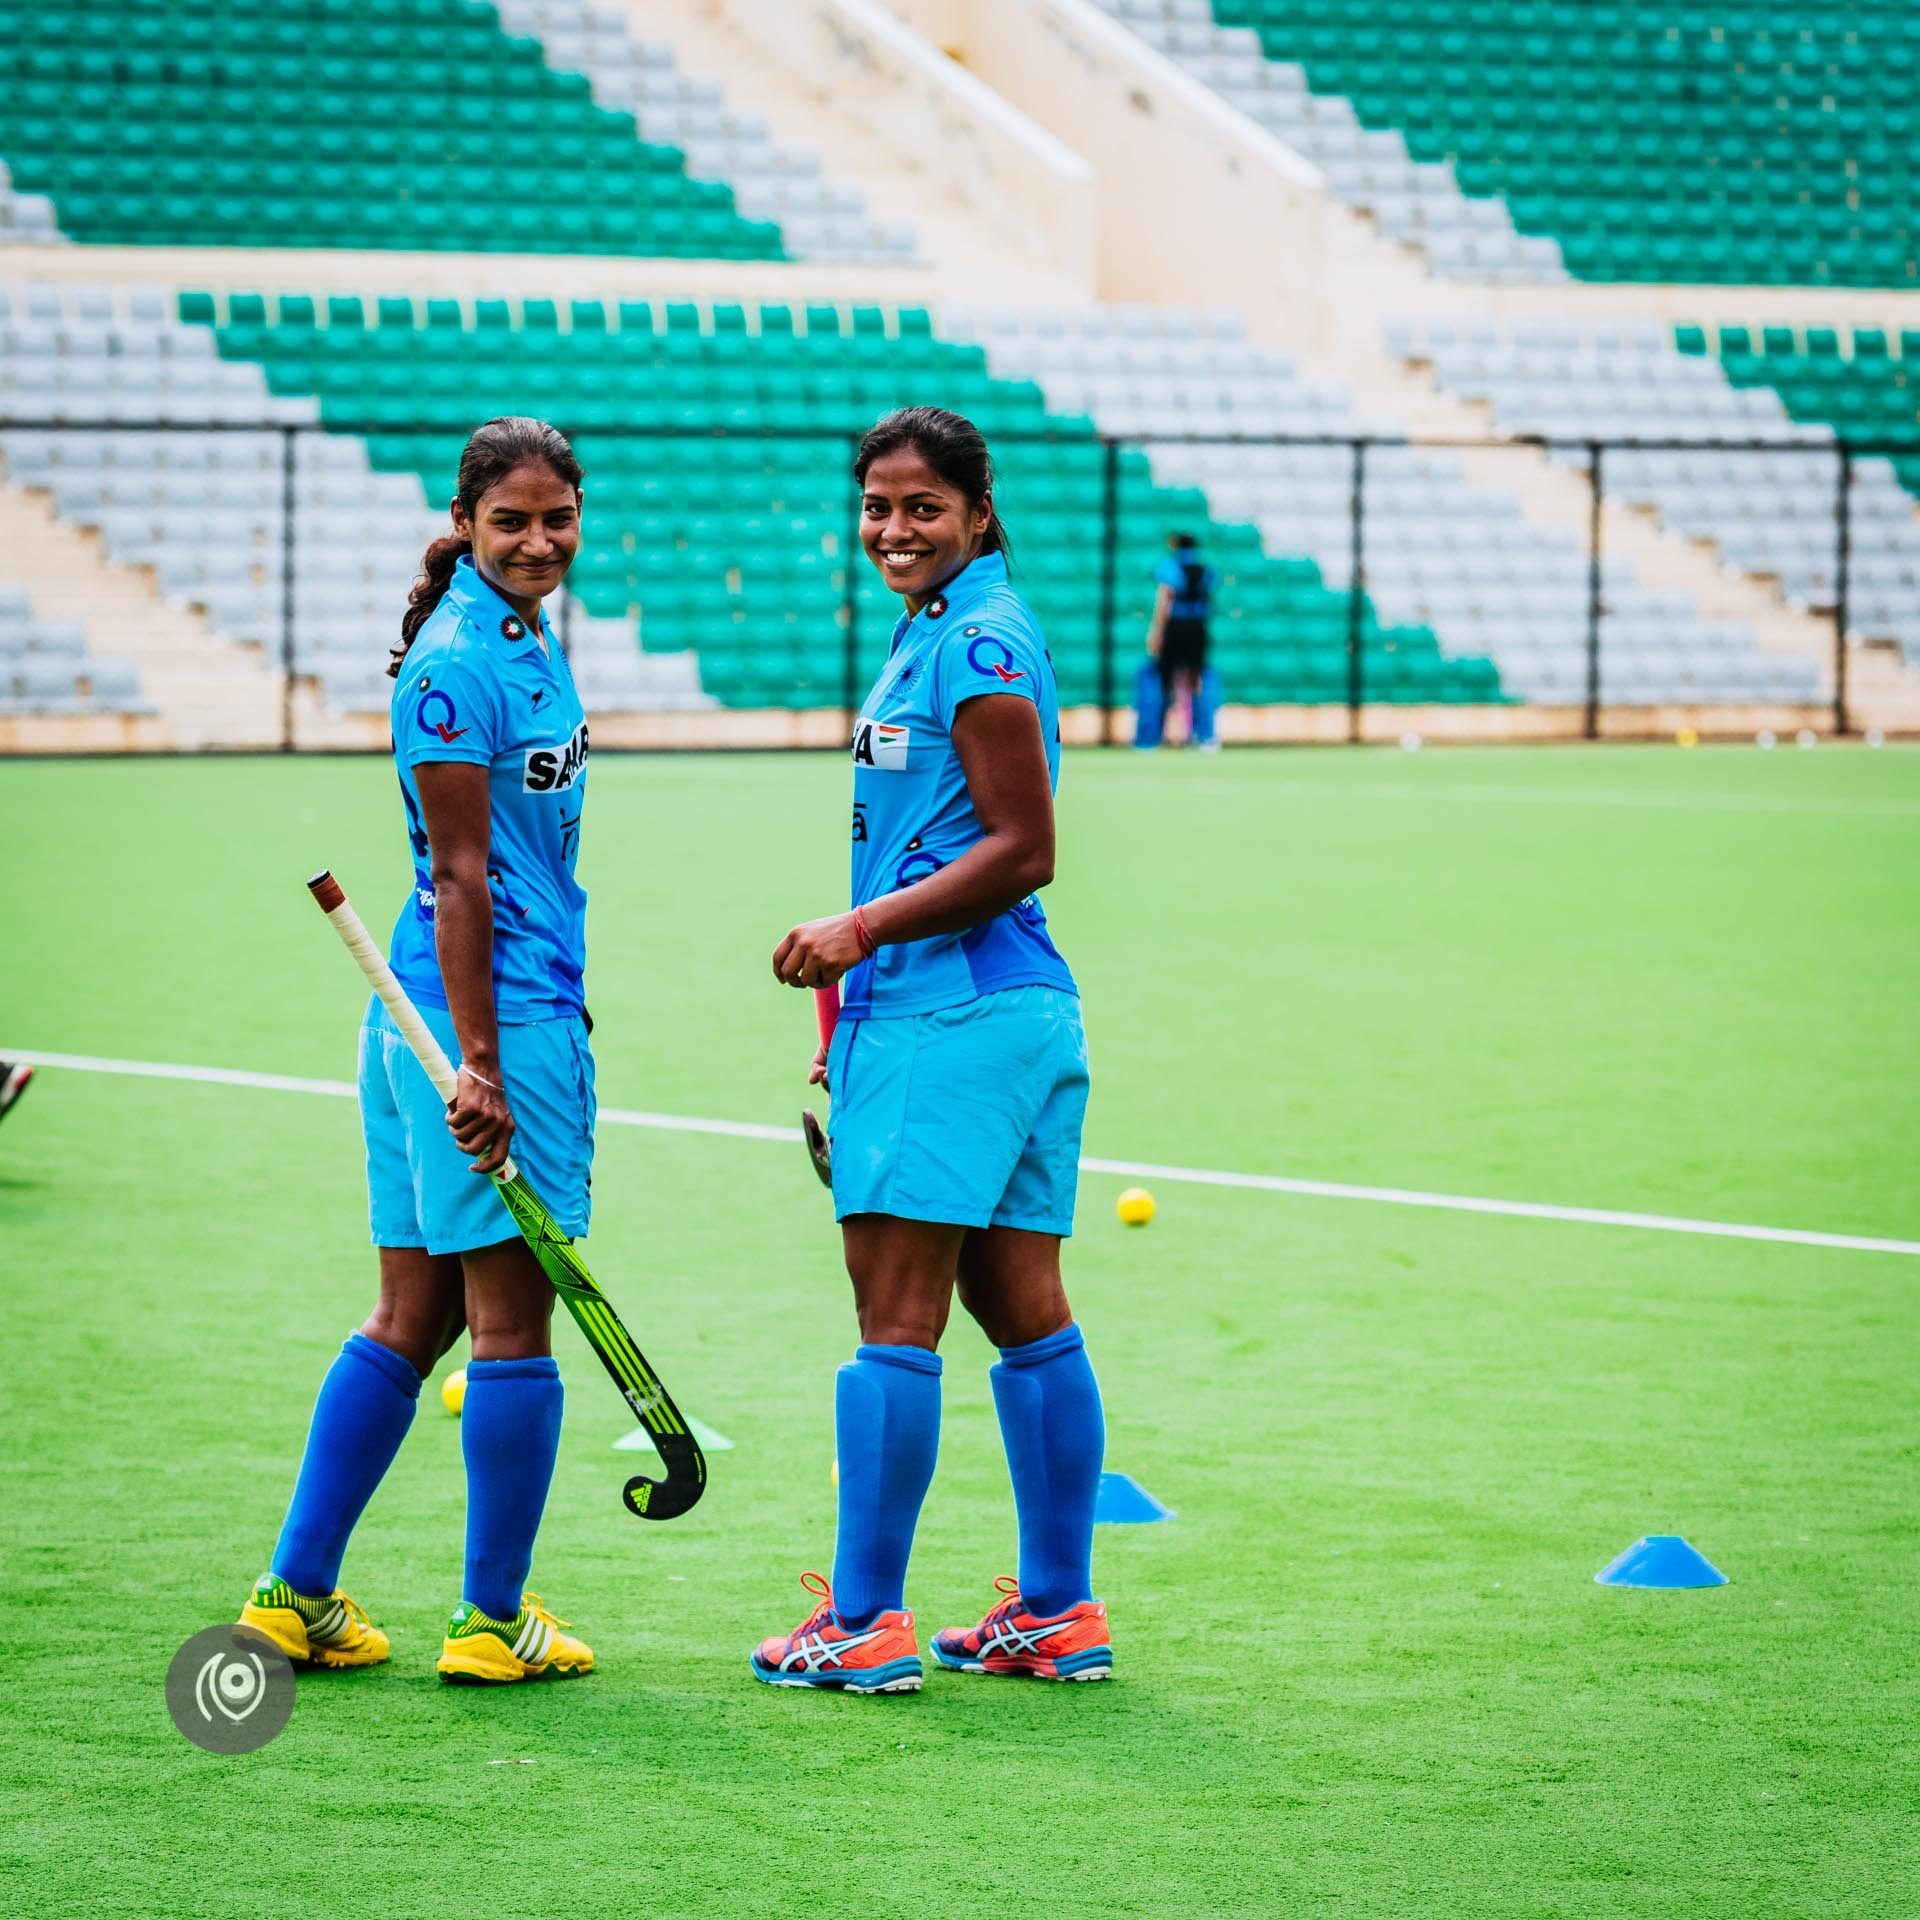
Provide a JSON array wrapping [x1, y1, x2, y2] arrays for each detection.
[[416, 687, 468, 744], [965, 635, 1026, 684]]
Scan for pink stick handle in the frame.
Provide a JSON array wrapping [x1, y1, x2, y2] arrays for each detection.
[[813, 985, 841, 1050]]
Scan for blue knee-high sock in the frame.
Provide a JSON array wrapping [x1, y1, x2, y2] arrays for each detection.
[[831, 1343, 943, 1628], [272, 1332, 422, 1595], [461, 1355, 563, 1621], [991, 1323, 1105, 1617]]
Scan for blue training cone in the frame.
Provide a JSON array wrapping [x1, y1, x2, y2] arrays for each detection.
[[1094, 1471, 1174, 1524], [1595, 1534, 1727, 1589]]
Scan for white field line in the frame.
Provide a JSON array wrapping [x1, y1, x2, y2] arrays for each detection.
[[1077, 1156, 1920, 1257], [1, 1050, 801, 1142], [10, 1047, 1918, 1259]]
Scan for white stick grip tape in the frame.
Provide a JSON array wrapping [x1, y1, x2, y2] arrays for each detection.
[[321, 898, 459, 1101], [311, 874, 519, 1182]]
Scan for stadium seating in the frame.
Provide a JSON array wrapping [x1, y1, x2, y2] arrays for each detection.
[[0, 281, 704, 718], [0, 6, 1893, 735], [0, 581, 149, 715], [1690, 326, 1920, 499], [1688, 325, 1920, 658], [959, 308, 1813, 705], [492, 0, 914, 263], [192, 288, 1503, 708], [0, 0, 790, 261], [0, 281, 1499, 710], [1102, 0, 1920, 289], [6, 276, 1837, 712], [1098, 0, 1563, 282], [1400, 317, 1920, 666], [0, 160, 61, 246], [1090, 0, 1915, 693]]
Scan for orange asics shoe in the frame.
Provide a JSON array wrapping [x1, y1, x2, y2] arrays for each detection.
[[750, 1571, 923, 1694], [932, 1576, 1113, 1681]]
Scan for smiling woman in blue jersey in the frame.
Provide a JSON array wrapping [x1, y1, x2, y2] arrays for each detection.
[[755, 408, 1112, 1693], [238, 418, 597, 1686]]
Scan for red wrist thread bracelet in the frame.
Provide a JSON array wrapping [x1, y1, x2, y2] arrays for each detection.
[[852, 906, 878, 958]]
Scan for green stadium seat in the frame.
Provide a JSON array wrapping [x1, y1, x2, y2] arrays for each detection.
[[0, 0, 784, 261], [1212, 0, 1918, 287], [1693, 319, 1920, 501]]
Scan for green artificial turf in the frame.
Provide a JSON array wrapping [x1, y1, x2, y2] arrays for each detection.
[[1, 745, 1916, 1918]]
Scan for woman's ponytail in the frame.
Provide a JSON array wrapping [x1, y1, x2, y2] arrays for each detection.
[[387, 415, 585, 677], [390, 534, 473, 676]]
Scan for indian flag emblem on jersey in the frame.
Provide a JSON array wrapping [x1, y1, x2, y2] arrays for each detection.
[[853, 718, 910, 770]]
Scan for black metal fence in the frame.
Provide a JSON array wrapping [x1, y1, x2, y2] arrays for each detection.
[[4, 416, 1915, 748]]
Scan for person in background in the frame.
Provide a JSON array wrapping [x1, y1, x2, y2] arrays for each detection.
[[1145, 532, 1221, 750]]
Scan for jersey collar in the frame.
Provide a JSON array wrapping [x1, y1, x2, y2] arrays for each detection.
[[890, 549, 1008, 651], [446, 553, 558, 653]]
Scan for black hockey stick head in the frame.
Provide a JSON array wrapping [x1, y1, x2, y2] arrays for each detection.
[[622, 1430, 706, 1520], [802, 1108, 832, 1189]]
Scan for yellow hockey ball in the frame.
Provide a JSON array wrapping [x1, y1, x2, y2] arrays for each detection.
[[1676, 726, 1699, 749], [441, 1367, 467, 1417], [1117, 1187, 1156, 1227]]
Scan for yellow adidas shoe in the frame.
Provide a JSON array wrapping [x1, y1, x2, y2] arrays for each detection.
[[240, 1573, 390, 1669], [437, 1592, 594, 1684]]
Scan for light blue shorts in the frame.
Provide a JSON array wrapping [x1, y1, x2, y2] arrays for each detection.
[[359, 997, 596, 1257], [827, 984, 1089, 1236]]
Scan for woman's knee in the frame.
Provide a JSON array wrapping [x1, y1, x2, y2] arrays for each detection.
[[985, 1299, 1072, 1349], [854, 1297, 948, 1351], [462, 1238, 555, 1359], [843, 1216, 963, 1352], [955, 1232, 1071, 1349], [957, 1285, 1068, 1350], [464, 1295, 554, 1359], [361, 1305, 459, 1378], [953, 1274, 1001, 1345], [364, 1249, 464, 1374]]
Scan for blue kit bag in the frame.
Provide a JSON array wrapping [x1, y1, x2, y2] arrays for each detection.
[[1133, 656, 1165, 748]]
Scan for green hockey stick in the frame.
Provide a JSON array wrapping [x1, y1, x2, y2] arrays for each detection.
[[307, 870, 704, 1520]]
